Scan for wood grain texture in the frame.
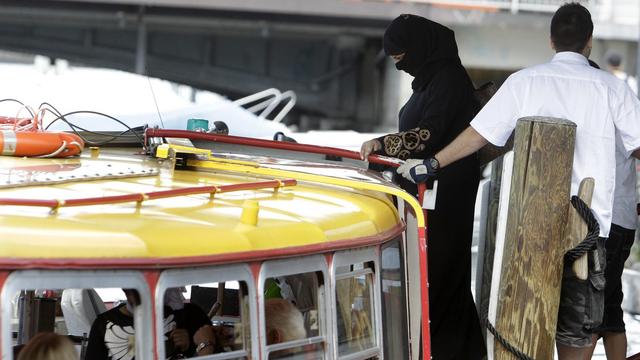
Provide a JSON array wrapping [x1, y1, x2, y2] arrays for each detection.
[[494, 116, 576, 359], [566, 179, 595, 280]]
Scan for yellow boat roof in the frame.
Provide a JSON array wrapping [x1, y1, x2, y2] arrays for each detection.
[[0, 147, 403, 267]]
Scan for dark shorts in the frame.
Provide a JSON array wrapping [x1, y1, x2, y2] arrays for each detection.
[[556, 237, 607, 347], [595, 223, 635, 334]]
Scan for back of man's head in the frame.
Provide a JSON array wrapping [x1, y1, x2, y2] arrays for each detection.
[[265, 299, 306, 345], [550, 3, 593, 53], [606, 50, 622, 68]]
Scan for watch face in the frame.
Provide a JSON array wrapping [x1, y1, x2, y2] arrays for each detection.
[[428, 157, 439, 170]]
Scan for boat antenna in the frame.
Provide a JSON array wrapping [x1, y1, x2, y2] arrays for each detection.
[[147, 77, 165, 128]]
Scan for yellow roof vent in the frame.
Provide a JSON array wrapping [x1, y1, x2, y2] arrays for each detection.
[[240, 200, 259, 226]]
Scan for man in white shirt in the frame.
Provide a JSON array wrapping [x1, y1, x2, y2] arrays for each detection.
[[580, 59, 638, 360], [586, 130, 637, 359], [396, 3, 640, 358]]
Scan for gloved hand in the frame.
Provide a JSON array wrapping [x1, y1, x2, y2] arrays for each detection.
[[396, 158, 438, 183]]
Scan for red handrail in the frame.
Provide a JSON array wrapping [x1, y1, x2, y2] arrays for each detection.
[[145, 129, 403, 168], [0, 179, 296, 209]]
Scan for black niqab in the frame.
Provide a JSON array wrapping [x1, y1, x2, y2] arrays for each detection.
[[383, 14, 461, 90]]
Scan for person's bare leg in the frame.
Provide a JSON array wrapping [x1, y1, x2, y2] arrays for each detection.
[[602, 331, 627, 360], [584, 334, 599, 359], [557, 344, 589, 360]]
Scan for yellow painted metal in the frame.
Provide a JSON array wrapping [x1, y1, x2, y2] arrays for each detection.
[[240, 200, 259, 226], [0, 149, 409, 260], [155, 143, 211, 159], [187, 156, 425, 227], [90, 147, 100, 158]]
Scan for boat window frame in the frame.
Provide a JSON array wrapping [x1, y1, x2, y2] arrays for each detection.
[[0, 269, 152, 360], [332, 246, 382, 360], [258, 254, 331, 359], [398, 199, 423, 360], [379, 237, 410, 360], [155, 264, 258, 360]]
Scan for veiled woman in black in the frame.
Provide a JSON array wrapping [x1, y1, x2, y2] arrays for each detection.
[[361, 15, 485, 359]]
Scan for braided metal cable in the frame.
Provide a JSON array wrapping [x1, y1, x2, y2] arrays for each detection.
[[484, 320, 533, 360], [564, 195, 600, 263]]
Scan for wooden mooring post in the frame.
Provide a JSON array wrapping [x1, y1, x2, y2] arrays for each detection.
[[493, 116, 576, 359]]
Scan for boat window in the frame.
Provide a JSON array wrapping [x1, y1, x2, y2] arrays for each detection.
[[160, 282, 250, 359], [380, 239, 409, 359], [260, 255, 328, 359], [335, 261, 376, 358], [155, 264, 257, 360], [1, 270, 152, 360], [263, 271, 325, 360]]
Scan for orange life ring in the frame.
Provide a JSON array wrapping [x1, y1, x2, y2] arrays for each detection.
[[0, 116, 31, 125], [0, 130, 84, 158]]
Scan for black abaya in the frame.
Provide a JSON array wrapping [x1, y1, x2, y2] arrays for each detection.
[[376, 15, 486, 359]]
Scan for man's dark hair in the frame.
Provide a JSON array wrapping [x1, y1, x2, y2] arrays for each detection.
[[606, 50, 622, 67], [550, 3, 593, 52]]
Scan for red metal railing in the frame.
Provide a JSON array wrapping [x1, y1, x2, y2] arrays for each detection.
[[145, 128, 403, 168], [0, 179, 296, 210]]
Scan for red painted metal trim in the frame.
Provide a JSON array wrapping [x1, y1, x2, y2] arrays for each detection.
[[0, 223, 404, 270], [249, 262, 261, 288], [143, 271, 160, 360], [323, 253, 333, 269], [418, 221, 431, 360], [145, 128, 402, 168], [247, 261, 263, 360], [412, 184, 431, 359], [420, 189, 431, 359], [417, 183, 426, 206], [404, 203, 431, 360], [0, 179, 296, 209]]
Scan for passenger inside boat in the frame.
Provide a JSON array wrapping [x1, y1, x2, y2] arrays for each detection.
[[86, 288, 210, 360], [262, 273, 323, 359], [5, 244, 403, 360], [17, 332, 77, 360], [11, 288, 129, 360], [192, 298, 307, 358], [168, 281, 247, 358], [263, 298, 306, 346]]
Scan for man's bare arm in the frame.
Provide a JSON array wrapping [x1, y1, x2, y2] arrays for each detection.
[[434, 126, 489, 168], [633, 148, 640, 160]]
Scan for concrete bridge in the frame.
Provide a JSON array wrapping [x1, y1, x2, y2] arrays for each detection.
[[0, 0, 636, 130]]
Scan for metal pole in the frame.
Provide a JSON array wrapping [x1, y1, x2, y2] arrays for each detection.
[[135, 6, 147, 75], [17, 290, 35, 345]]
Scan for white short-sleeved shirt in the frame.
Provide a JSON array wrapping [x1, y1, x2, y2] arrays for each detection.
[[471, 52, 640, 237], [612, 72, 638, 230], [612, 130, 637, 230], [613, 70, 638, 96]]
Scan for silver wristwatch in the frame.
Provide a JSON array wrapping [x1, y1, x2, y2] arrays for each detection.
[[196, 340, 212, 353]]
